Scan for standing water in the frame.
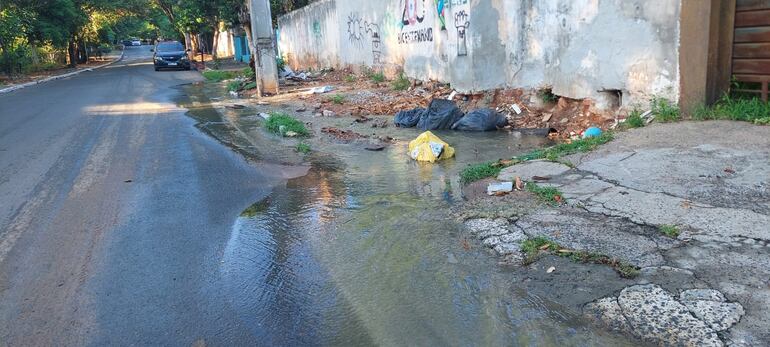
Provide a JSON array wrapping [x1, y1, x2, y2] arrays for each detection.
[[183, 85, 638, 346]]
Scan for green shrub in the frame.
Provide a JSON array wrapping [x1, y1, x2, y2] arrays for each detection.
[[226, 80, 241, 92], [276, 55, 286, 71], [693, 94, 770, 124], [296, 142, 311, 153], [538, 88, 559, 103], [241, 67, 255, 79], [243, 81, 257, 90], [624, 108, 645, 128], [651, 97, 680, 122], [391, 73, 410, 91], [202, 70, 238, 82], [329, 94, 345, 104], [265, 112, 309, 136], [369, 71, 385, 83]]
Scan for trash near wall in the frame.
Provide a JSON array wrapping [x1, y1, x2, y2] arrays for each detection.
[[277, 0, 682, 108]]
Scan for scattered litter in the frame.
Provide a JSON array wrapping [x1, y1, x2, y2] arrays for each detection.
[[547, 266, 556, 273], [408, 131, 455, 162], [307, 85, 334, 94], [447, 90, 457, 100], [229, 91, 239, 97], [487, 181, 513, 195], [640, 110, 654, 124], [322, 110, 336, 117], [322, 127, 368, 142], [511, 103, 522, 114], [416, 99, 465, 130], [256, 101, 269, 105], [285, 131, 298, 137], [258, 112, 270, 120], [532, 175, 550, 181], [451, 108, 507, 131], [582, 127, 602, 138], [394, 108, 425, 127]]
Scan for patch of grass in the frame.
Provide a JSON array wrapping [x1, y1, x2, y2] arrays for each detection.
[[624, 108, 645, 128], [243, 81, 257, 90], [202, 70, 238, 82], [459, 133, 614, 184], [329, 94, 345, 104], [692, 94, 770, 124], [369, 71, 385, 83], [650, 97, 680, 122], [264, 112, 309, 137], [296, 142, 311, 153], [459, 162, 503, 184], [226, 80, 241, 92], [658, 224, 680, 238], [520, 237, 640, 278], [538, 88, 559, 103], [525, 182, 564, 205], [241, 67, 255, 80], [344, 74, 356, 83], [391, 73, 410, 91]]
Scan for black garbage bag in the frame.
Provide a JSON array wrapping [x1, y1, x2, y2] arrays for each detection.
[[451, 108, 507, 131], [416, 99, 465, 130], [393, 108, 425, 127]]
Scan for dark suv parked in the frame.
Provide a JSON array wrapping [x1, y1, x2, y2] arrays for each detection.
[[152, 41, 191, 71]]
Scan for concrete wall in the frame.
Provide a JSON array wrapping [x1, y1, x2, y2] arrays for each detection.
[[277, 0, 683, 107]]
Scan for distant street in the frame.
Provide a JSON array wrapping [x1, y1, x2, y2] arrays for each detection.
[[0, 46, 287, 345]]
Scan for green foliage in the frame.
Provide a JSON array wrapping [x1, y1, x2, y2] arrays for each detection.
[[276, 55, 286, 71], [520, 237, 640, 278], [538, 88, 559, 103], [658, 225, 680, 238], [459, 162, 503, 184], [202, 70, 238, 82], [296, 142, 311, 153], [692, 94, 770, 124], [525, 182, 564, 205], [226, 80, 241, 92], [243, 81, 257, 90], [265, 112, 309, 136], [391, 73, 410, 91], [369, 71, 385, 83], [344, 74, 356, 83], [329, 94, 345, 104], [241, 66, 255, 79], [624, 108, 645, 128], [651, 97, 680, 122]]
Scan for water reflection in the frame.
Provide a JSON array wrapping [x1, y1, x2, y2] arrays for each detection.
[[220, 119, 636, 345]]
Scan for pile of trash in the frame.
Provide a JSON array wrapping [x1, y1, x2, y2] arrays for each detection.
[[395, 98, 507, 131], [408, 131, 455, 162]]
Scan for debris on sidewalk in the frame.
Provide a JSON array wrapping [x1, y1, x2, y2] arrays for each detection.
[[408, 131, 455, 162], [416, 99, 465, 130], [487, 182, 514, 196], [451, 109, 507, 131], [308, 85, 334, 94]]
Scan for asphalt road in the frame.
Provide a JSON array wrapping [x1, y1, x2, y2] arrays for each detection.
[[0, 46, 297, 345]]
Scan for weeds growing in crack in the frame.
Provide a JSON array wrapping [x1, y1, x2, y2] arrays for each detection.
[[265, 112, 309, 137], [520, 236, 640, 278], [658, 224, 680, 238], [459, 133, 613, 184], [525, 182, 564, 205]]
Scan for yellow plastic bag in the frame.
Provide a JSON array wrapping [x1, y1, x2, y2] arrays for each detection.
[[408, 131, 455, 162]]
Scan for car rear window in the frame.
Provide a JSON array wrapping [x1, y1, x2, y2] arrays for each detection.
[[157, 42, 184, 52]]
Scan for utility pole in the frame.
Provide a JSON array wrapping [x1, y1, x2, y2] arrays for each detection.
[[248, 0, 279, 96]]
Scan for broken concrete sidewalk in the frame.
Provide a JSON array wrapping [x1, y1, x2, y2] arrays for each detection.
[[463, 121, 770, 346]]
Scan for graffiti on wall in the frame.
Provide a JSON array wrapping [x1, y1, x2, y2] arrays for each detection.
[[401, 0, 426, 26], [449, 0, 467, 5], [398, 28, 433, 44], [312, 20, 322, 38], [347, 13, 383, 65], [435, 0, 446, 30], [454, 10, 469, 56]]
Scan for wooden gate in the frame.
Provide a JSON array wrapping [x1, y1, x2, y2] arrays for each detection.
[[733, 0, 770, 101]]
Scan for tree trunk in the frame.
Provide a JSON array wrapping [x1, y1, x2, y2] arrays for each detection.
[[68, 38, 78, 68], [212, 29, 220, 60]]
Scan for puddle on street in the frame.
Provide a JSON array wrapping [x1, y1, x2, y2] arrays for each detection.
[[218, 128, 637, 345], [177, 81, 635, 345]]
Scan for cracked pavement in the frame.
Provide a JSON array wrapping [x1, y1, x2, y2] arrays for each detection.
[[464, 121, 770, 346]]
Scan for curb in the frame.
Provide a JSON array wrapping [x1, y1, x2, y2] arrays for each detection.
[[0, 50, 125, 95]]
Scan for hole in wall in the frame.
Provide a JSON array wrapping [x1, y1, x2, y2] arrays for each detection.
[[597, 89, 623, 110]]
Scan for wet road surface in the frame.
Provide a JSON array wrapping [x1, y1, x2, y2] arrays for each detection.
[[0, 46, 303, 345], [0, 46, 639, 346]]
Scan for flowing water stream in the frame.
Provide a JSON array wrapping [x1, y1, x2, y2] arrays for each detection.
[[182, 84, 638, 346]]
